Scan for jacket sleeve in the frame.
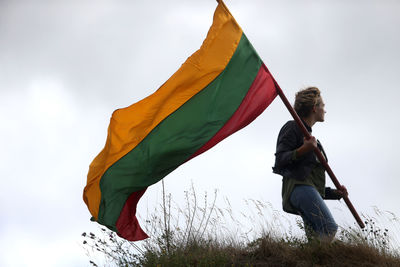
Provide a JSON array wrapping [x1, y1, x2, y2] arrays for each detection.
[[324, 187, 342, 200], [274, 122, 301, 170]]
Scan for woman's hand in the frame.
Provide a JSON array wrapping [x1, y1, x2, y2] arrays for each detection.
[[336, 185, 348, 198], [296, 136, 317, 157], [303, 136, 317, 151]]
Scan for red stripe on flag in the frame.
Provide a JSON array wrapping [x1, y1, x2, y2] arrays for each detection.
[[114, 64, 277, 241], [188, 63, 277, 160], [116, 188, 149, 241]]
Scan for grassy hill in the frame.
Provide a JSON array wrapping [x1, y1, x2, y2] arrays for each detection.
[[83, 229, 400, 266], [82, 185, 400, 266]]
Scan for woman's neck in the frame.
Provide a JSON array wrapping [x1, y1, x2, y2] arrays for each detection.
[[302, 116, 316, 128]]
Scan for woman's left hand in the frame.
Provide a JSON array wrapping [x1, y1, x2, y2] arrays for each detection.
[[336, 185, 348, 198]]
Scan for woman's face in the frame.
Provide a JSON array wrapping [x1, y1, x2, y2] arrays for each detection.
[[315, 97, 326, 122]]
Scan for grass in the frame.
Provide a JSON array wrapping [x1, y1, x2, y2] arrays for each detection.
[[82, 182, 400, 266]]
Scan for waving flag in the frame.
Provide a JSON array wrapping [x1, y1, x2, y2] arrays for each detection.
[[83, 0, 279, 241]]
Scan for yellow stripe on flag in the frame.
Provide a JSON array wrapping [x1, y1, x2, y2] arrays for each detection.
[[83, 2, 243, 220]]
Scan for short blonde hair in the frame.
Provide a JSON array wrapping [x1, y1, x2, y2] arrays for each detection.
[[294, 87, 321, 118]]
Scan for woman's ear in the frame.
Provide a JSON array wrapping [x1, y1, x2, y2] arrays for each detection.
[[311, 105, 317, 113]]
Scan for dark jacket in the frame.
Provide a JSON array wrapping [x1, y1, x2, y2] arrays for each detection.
[[273, 120, 341, 200], [272, 120, 327, 181]]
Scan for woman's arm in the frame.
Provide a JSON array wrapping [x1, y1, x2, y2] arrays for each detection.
[[324, 186, 348, 200], [274, 123, 300, 169]]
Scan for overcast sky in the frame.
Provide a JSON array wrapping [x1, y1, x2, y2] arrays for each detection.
[[1, 0, 400, 266]]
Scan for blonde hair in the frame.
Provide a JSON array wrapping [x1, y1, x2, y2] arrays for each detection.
[[294, 87, 321, 118]]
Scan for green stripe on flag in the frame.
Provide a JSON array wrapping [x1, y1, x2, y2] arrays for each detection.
[[98, 34, 262, 229]]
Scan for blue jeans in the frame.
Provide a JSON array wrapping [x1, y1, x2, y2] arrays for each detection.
[[290, 185, 338, 240]]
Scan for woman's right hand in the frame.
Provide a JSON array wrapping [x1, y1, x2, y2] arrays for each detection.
[[303, 136, 317, 151], [296, 136, 317, 157]]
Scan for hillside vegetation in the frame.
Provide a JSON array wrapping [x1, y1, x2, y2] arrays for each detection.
[[82, 184, 400, 266]]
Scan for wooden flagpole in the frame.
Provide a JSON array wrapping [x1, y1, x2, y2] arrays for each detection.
[[266, 66, 365, 229], [215, 0, 364, 229]]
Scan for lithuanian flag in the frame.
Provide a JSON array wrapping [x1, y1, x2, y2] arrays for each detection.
[[83, 0, 279, 241]]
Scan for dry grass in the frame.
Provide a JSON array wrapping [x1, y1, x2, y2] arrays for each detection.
[[82, 183, 400, 267]]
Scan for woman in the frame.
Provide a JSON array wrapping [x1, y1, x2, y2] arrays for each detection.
[[273, 87, 347, 242]]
